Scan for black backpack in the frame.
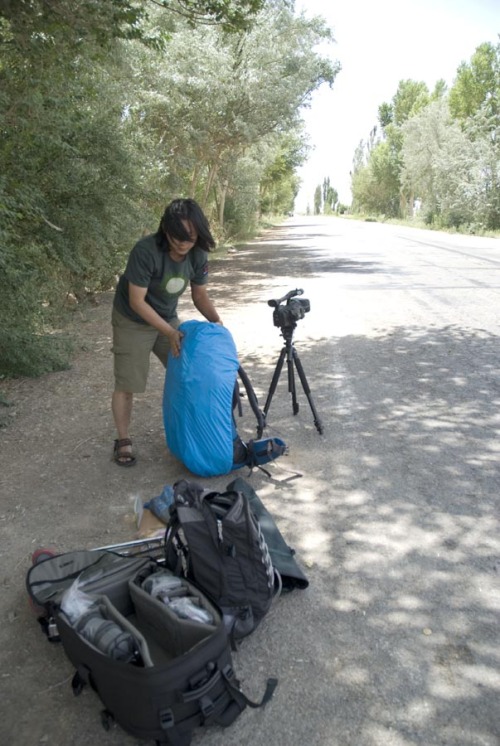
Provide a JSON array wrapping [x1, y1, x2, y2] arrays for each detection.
[[26, 549, 276, 746], [165, 480, 280, 642]]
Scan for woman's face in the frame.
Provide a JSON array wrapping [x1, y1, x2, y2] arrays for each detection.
[[167, 219, 198, 260]]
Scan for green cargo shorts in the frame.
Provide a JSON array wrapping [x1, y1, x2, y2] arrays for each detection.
[[111, 307, 180, 393]]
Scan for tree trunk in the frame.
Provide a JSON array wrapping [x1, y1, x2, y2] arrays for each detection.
[[202, 162, 219, 208], [190, 165, 200, 195], [218, 180, 229, 229], [408, 189, 414, 218]]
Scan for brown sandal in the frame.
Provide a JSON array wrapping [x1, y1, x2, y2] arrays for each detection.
[[113, 438, 137, 467]]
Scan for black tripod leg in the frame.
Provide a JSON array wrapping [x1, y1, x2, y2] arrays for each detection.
[[263, 347, 287, 419], [292, 349, 324, 434], [287, 346, 299, 415]]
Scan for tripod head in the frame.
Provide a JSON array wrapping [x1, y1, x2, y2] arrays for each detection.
[[267, 288, 310, 333]]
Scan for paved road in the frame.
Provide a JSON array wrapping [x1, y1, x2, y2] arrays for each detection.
[[2, 216, 499, 746], [202, 216, 500, 746]]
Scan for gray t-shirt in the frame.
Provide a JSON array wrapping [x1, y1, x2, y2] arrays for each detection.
[[114, 233, 208, 323]]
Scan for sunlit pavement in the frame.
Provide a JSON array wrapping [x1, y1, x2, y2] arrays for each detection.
[[192, 216, 500, 746]]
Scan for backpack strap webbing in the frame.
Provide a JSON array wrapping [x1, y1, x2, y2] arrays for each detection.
[[221, 667, 278, 709], [237, 366, 266, 437]]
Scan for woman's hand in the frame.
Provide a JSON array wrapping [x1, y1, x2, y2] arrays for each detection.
[[165, 326, 184, 357]]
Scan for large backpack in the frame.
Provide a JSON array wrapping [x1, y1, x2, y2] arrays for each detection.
[[163, 320, 286, 477], [164, 480, 280, 642], [226, 477, 309, 592], [26, 549, 276, 746]]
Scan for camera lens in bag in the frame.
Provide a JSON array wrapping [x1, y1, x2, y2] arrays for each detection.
[[76, 610, 138, 662]]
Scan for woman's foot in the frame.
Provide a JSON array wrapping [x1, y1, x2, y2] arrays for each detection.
[[113, 438, 137, 467]]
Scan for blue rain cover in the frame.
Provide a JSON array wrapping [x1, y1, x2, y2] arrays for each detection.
[[163, 320, 240, 477]]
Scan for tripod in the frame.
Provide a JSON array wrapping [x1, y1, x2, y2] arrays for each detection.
[[263, 322, 323, 435]]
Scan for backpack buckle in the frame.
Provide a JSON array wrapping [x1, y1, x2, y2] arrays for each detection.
[[200, 696, 215, 718], [159, 708, 174, 730]]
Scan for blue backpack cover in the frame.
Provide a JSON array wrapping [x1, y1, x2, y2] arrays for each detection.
[[163, 320, 286, 477]]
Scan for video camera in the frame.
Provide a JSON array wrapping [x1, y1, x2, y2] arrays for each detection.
[[268, 288, 310, 329]]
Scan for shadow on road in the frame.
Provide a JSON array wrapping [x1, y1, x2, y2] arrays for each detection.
[[229, 323, 500, 745]]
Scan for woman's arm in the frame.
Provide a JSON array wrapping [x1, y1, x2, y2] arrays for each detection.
[[191, 283, 222, 324], [128, 283, 183, 356]]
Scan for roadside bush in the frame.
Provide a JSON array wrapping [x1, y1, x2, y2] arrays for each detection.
[[0, 329, 72, 378]]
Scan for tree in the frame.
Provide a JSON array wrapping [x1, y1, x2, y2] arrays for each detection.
[[259, 131, 309, 216], [125, 4, 339, 227], [402, 94, 500, 230], [322, 177, 338, 213], [353, 79, 432, 217], [313, 185, 322, 214], [448, 41, 500, 229], [449, 41, 500, 122], [401, 97, 468, 224], [351, 140, 400, 216]]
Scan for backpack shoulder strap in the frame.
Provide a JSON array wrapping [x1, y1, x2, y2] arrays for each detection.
[[164, 509, 188, 577]]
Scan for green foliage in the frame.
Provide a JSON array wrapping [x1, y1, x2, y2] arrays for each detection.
[[259, 132, 308, 215], [220, 154, 262, 237], [156, 0, 268, 31], [0, 392, 13, 428], [311, 176, 338, 214], [322, 177, 338, 213], [449, 42, 500, 121], [355, 41, 500, 230], [0, 0, 266, 50], [0, 329, 73, 378], [0, 22, 144, 376], [400, 44, 500, 231], [314, 185, 322, 215], [391, 80, 430, 126], [123, 3, 338, 231], [351, 140, 401, 216]]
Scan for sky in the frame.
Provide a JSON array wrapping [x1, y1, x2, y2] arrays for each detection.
[[294, 0, 500, 211]]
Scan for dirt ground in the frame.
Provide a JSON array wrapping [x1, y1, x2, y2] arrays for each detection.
[[0, 234, 321, 746]]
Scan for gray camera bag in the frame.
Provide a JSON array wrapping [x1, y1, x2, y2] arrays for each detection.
[[27, 550, 276, 745]]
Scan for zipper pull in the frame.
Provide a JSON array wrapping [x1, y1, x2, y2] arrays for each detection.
[[217, 519, 223, 543]]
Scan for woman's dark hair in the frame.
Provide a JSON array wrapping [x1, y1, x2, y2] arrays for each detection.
[[157, 198, 215, 252]]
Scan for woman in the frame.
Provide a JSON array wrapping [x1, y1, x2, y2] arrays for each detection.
[[111, 198, 222, 466]]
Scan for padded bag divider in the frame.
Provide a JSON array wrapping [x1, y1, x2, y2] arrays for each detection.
[[129, 567, 219, 659], [90, 595, 154, 667]]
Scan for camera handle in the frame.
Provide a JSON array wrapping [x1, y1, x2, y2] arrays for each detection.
[[262, 324, 323, 435], [267, 288, 303, 308]]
